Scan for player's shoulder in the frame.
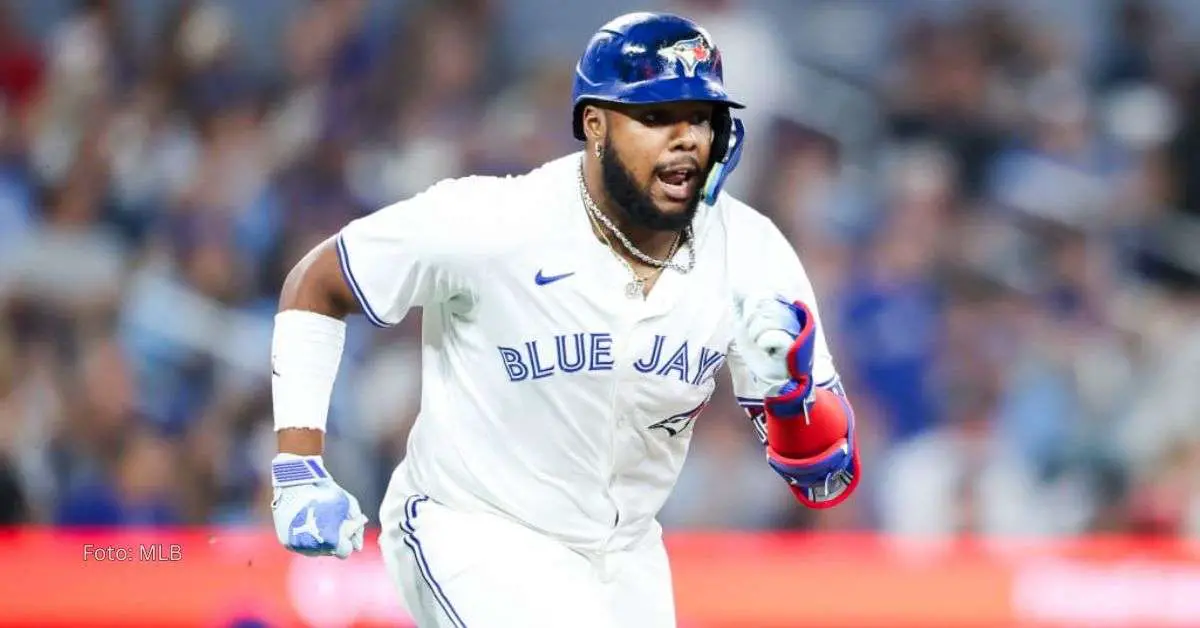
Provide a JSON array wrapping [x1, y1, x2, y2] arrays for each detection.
[[707, 192, 785, 242], [712, 193, 768, 224], [363, 153, 579, 249], [406, 171, 515, 207], [409, 153, 579, 214]]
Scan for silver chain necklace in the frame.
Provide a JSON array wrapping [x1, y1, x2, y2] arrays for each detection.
[[586, 205, 679, 299], [577, 160, 697, 286]]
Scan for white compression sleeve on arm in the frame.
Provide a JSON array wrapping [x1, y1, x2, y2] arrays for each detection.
[[271, 310, 346, 432]]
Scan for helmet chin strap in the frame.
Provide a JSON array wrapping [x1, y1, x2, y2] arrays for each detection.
[[702, 117, 745, 205]]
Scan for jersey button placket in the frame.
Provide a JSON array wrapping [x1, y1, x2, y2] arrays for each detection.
[[603, 315, 635, 542]]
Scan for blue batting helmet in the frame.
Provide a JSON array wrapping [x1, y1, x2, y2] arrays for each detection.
[[572, 12, 746, 204]]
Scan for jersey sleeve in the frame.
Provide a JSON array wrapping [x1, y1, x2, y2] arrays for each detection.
[[725, 207, 839, 407], [335, 177, 492, 327]]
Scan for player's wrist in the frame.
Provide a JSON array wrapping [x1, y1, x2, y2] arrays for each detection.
[[271, 310, 346, 433], [276, 427, 325, 457]]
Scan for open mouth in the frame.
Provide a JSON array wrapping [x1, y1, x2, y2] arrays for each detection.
[[656, 166, 698, 202]]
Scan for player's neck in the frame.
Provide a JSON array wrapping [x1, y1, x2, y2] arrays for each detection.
[[582, 160, 681, 262]]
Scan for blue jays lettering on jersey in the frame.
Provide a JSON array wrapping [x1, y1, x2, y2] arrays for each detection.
[[497, 333, 615, 380], [497, 333, 726, 386], [632, 335, 726, 384]]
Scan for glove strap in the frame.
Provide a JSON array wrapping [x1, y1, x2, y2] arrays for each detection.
[[271, 453, 329, 487]]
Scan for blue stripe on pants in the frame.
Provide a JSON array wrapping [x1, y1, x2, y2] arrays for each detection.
[[401, 495, 467, 628]]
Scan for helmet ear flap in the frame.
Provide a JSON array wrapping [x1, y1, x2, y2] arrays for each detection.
[[709, 106, 732, 164], [701, 114, 744, 205], [572, 101, 588, 141]]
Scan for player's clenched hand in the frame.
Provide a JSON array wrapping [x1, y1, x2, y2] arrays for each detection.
[[270, 454, 368, 559], [732, 293, 812, 389]]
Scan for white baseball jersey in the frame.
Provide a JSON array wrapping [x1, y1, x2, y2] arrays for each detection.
[[337, 153, 837, 555]]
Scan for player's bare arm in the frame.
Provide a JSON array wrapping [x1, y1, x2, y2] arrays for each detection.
[[275, 236, 358, 456], [279, 237, 358, 321]]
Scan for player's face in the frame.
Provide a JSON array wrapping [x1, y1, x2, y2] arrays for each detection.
[[601, 102, 715, 231]]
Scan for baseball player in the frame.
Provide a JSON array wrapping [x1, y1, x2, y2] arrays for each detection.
[[268, 12, 860, 628]]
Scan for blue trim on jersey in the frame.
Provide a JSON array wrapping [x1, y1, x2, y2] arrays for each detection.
[[401, 495, 467, 628], [736, 396, 763, 406], [335, 234, 392, 329]]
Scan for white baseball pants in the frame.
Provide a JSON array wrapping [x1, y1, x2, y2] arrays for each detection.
[[379, 494, 676, 628]]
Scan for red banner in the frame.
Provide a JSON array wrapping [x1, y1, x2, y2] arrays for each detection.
[[1, 528, 1199, 627]]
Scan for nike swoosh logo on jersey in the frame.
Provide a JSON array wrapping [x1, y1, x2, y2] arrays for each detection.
[[535, 270, 575, 285]]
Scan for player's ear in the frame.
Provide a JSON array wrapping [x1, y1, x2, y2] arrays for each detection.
[[582, 104, 606, 144]]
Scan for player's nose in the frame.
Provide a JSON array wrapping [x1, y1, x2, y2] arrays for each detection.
[[667, 120, 700, 153]]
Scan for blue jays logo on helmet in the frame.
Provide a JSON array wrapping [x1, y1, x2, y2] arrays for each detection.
[[571, 12, 747, 204], [657, 35, 712, 78]]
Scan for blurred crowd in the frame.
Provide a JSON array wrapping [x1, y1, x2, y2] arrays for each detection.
[[1, 0, 1198, 539]]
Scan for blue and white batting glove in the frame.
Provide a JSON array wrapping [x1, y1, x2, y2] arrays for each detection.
[[270, 454, 368, 559]]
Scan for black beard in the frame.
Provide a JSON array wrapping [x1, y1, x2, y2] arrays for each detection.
[[600, 136, 700, 232]]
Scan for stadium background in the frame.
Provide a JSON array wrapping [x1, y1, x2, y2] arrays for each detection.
[[2, 0, 1200, 626]]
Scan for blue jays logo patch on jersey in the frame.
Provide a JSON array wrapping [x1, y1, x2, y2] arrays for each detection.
[[647, 394, 712, 437]]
